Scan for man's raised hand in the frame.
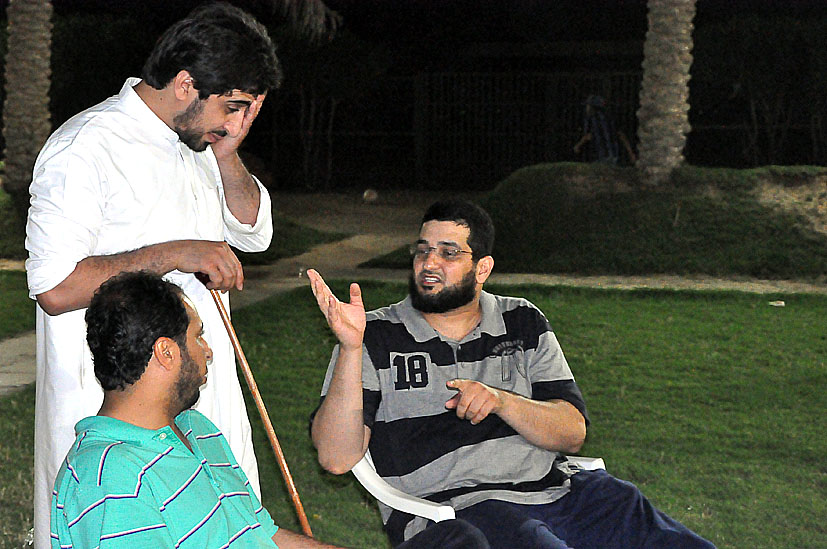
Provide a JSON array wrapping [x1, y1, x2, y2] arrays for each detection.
[[307, 269, 366, 350]]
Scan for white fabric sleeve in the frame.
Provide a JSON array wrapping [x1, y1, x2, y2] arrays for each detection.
[[25, 142, 105, 298], [220, 175, 273, 252]]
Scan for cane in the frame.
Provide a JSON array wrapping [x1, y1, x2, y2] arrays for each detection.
[[208, 288, 314, 537]]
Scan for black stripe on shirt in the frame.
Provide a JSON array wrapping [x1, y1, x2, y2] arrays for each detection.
[[532, 380, 590, 426], [369, 411, 519, 477]]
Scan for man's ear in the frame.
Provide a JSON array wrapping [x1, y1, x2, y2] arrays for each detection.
[[172, 70, 197, 102], [153, 337, 181, 372], [475, 255, 494, 284]]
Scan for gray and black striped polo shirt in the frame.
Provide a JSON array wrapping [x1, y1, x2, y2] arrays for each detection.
[[320, 291, 589, 542]]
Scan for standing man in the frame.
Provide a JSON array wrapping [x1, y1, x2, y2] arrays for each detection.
[[26, 3, 280, 547], [308, 200, 715, 548]]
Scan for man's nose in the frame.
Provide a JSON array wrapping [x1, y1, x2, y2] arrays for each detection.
[[224, 111, 244, 137], [423, 249, 441, 270]]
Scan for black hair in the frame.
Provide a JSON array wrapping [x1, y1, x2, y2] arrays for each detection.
[[421, 199, 495, 260], [85, 272, 189, 391], [142, 2, 282, 99]]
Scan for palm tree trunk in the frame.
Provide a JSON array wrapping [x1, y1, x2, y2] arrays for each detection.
[[3, 0, 53, 223], [636, 0, 696, 185]]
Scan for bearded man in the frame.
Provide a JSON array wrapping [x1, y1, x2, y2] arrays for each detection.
[[307, 199, 715, 549]]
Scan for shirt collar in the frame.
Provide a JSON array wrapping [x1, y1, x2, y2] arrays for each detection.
[[478, 290, 507, 336], [118, 77, 181, 146], [75, 409, 196, 447]]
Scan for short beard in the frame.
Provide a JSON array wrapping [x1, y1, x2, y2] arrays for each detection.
[[173, 97, 209, 152], [409, 268, 477, 314], [172, 345, 202, 416]]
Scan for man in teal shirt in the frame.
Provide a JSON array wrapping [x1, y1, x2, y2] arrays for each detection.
[[51, 271, 488, 548]]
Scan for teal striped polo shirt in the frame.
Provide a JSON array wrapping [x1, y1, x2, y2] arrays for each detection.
[[51, 410, 278, 548]]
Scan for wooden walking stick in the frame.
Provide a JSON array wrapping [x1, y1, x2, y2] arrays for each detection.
[[209, 289, 314, 537]]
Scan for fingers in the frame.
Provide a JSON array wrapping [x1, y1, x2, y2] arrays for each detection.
[[349, 283, 363, 308], [243, 94, 266, 130], [445, 379, 499, 425], [190, 241, 243, 292], [251, 94, 266, 118], [307, 269, 337, 313]]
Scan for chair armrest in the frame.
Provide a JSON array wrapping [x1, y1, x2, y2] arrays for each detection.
[[566, 455, 606, 471], [351, 452, 456, 522], [350, 452, 606, 524]]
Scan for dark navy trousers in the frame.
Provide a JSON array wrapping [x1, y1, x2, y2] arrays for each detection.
[[453, 470, 716, 549], [397, 518, 490, 548]]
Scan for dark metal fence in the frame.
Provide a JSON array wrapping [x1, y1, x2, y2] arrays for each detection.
[[273, 70, 827, 191], [413, 72, 641, 188]]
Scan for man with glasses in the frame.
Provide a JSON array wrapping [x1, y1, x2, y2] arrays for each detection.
[[307, 199, 715, 548]]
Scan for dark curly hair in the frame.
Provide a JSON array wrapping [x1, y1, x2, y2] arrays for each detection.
[[421, 199, 495, 260], [85, 272, 189, 391], [142, 2, 282, 99]]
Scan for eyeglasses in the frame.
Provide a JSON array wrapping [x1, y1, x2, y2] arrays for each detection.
[[409, 244, 473, 261]]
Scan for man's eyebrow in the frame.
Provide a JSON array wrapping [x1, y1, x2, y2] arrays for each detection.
[[227, 99, 252, 107], [415, 238, 462, 248]]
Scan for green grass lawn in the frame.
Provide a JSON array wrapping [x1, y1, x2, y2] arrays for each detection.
[[2, 283, 825, 548], [0, 271, 35, 341], [0, 189, 27, 260]]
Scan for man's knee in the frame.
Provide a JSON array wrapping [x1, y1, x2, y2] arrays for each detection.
[[400, 519, 490, 549], [518, 518, 570, 549]]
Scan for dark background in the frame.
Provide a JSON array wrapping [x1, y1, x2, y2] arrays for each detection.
[[3, 0, 827, 190]]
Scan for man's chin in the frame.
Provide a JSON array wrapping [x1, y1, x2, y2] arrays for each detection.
[[189, 141, 210, 153]]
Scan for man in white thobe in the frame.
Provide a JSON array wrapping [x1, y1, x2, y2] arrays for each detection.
[[24, 4, 282, 547]]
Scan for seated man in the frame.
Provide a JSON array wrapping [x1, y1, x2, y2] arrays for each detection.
[[51, 271, 489, 549], [308, 200, 716, 548]]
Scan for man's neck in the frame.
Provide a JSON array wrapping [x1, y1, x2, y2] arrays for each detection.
[[133, 80, 175, 130], [99, 392, 177, 434], [421, 297, 483, 341]]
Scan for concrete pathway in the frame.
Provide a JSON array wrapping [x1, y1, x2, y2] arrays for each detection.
[[3, 190, 827, 397]]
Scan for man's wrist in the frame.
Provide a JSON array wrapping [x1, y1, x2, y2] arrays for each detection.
[[339, 342, 363, 354]]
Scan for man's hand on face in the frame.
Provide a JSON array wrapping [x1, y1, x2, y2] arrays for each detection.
[[445, 379, 504, 425], [211, 93, 266, 162], [307, 269, 366, 351]]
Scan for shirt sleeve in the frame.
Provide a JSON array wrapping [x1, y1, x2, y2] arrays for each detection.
[[26, 139, 106, 297], [526, 309, 590, 425], [205, 145, 273, 253], [220, 175, 273, 252]]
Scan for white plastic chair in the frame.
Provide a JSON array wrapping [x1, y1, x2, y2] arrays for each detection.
[[350, 450, 606, 523]]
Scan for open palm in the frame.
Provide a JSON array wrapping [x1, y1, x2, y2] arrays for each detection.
[[307, 269, 365, 349]]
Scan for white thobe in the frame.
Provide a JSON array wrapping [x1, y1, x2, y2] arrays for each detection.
[[25, 78, 272, 549]]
